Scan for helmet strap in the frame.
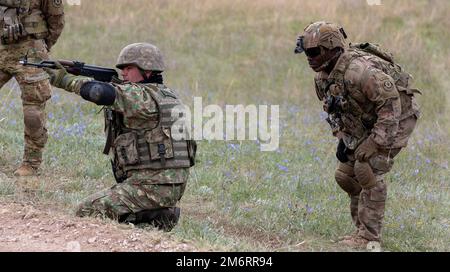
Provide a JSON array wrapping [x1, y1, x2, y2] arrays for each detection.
[[139, 68, 150, 80], [138, 69, 164, 84], [318, 48, 343, 73]]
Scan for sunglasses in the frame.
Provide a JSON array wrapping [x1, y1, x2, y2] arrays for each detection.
[[305, 47, 321, 58]]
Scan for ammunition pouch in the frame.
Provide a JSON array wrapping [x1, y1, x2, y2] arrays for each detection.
[[1, 7, 24, 44], [1, 22, 25, 44], [0, 7, 48, 45], [0, 0, 30, 11], [146, 128, 174, 164], [113, 128, 193, 172], [115, 132, 140, 166]]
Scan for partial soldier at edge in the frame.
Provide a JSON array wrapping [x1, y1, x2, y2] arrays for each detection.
[[295, 21, 421, 248], [0, 0, 65, 176]]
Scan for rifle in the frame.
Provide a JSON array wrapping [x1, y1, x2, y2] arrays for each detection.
[[19, 56, 119, 83]]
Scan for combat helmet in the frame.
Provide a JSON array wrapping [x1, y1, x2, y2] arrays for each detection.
[[116, 43, 165, 71], [294, 21, 347, 54]]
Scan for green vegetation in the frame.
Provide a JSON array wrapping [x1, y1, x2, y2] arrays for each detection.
[[0, 0, 449, 251]]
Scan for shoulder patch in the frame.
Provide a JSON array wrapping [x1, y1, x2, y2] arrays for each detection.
[[383, 80, 394, 91], [360, 67, 400, 102], [45, 0, 65, 15], [53, 0, 62, 7]]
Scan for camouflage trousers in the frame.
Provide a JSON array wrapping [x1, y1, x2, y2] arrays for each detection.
[[0, 39, 51, 168], [336, 148, 402, 241], [76, 169, 189, 221]]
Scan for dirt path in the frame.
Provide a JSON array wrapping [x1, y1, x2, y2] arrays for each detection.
[[0, 200, 199, 252], [0, 171, 349, 252]]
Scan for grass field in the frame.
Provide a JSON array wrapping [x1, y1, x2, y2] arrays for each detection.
[[0, 0, 449, 251]]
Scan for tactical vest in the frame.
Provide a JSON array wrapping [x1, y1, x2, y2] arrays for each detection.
[[105, 84, 196, 182], [0, 0, 48, 45], [315, 43, 421, 150]]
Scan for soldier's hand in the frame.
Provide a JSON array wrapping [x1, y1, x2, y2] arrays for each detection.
[[43, 61, 68, 89], [355, 136, 379, 162]]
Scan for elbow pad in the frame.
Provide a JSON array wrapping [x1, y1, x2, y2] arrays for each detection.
[[80, 81, 116, 105]]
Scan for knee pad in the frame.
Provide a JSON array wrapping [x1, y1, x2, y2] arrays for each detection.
[[335, 163, 361, 196], [354, 161, 377, 189], [23, 106, 47, 144], [24, 108, 43, 132]]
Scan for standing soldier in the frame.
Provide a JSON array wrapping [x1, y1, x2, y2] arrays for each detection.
[[294, 21, 421, 248], [44, 43, 196, 231], [0, 0, 65, 176]]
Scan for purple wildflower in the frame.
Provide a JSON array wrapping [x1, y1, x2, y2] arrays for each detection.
[[277, 163, 288, 172]]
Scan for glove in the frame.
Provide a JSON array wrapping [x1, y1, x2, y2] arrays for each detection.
[[355, 136, 379, 162], [43, 61, 71, 89], [336, 139, 349, 163], [44, 39, 53, 51]]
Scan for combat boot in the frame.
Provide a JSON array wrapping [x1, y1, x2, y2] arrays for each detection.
[[14, 164, 38, 177], [338, 235, 371, 249], [134, 207, 181, 232], [155, 207, 180, 232]]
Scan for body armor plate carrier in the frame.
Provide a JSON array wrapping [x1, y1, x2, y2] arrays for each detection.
[[105, 84, 196, 181], [316, 42, 421, 150]]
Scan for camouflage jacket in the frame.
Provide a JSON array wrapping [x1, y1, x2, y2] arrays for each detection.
[[64, 76, 193, 184], [314, 49, 420, 150], [37, 0, 65, 49], [66, 77, 169, 130]]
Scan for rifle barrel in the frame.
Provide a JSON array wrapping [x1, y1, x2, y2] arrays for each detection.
[[20, 58, 119, 82]]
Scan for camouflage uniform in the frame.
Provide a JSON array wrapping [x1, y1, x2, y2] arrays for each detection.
[[0, 0, 64, 174], [295, 22, 420, 245], [45, 43, 196, 231]]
